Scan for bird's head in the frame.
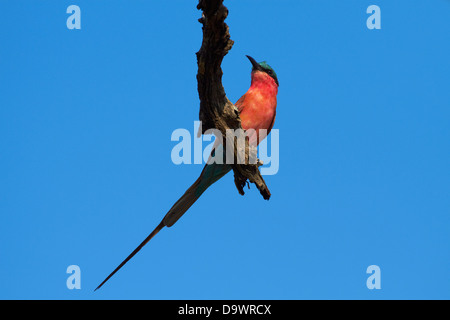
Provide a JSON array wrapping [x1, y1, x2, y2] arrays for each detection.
[[246, 55, 279, 87]]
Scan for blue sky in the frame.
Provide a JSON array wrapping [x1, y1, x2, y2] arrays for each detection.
[[1, 0, 449, 299]]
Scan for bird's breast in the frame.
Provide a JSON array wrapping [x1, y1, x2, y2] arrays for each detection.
[[239, 88, 277, 145]]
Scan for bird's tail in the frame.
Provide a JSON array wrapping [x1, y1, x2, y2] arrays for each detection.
[[94, 219, 164, 291], [163, 163, 231, 227], [95, 162, 231, 291]]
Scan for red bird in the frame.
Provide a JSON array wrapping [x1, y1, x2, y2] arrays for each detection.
[[96, 55, 279, 290]]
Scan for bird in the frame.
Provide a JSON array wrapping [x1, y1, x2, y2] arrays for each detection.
[[95, 55, 279, 291]]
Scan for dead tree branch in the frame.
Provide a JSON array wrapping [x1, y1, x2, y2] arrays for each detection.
[[196, 0, 271, 200]]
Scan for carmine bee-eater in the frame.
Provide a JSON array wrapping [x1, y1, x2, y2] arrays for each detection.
[[95, 55, 279, 290]]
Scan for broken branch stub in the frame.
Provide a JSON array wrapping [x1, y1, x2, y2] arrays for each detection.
[[195, 0, 271, 200]]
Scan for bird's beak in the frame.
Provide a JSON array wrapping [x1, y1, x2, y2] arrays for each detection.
[[246, 55, 262, 71]]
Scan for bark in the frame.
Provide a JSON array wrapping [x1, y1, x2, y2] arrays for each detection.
[[196, 0, 271, 200]]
